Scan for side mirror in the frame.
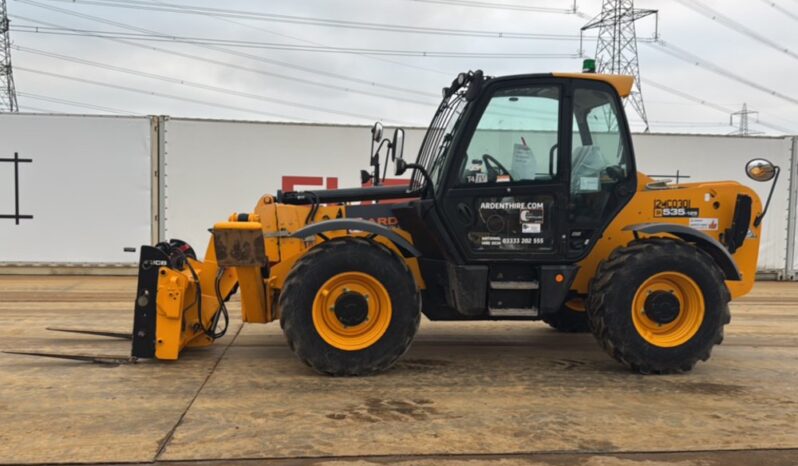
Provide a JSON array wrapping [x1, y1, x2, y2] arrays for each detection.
[[392, 129, 406, 176], [391, 128, 405, 162], [360, 169, 373, 185], [745, 158, 777, 182], [371, 122, 384, 143]]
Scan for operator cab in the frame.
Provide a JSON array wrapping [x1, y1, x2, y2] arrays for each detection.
[[395, 69, 637, 264], [376, 69, 639, 320]]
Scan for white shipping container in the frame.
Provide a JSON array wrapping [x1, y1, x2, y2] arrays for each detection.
[[0, 114, 152, 264]]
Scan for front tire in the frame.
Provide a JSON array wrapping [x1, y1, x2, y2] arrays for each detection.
[[587, 238, 731, 374], [279, 238, 420, 376]]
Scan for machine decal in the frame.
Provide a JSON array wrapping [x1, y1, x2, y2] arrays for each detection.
[[467, 173, 488, 183], [520, 204, 545, 223], [470, 196, 553, 251], [654, 199, 700, 218], [689, 217, 719, 231], [346, 204, 400, 228]]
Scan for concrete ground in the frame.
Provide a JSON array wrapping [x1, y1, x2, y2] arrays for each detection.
[[0, 277, 796, 466]]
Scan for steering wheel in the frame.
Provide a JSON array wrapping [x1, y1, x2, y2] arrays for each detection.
[[604, 165, 625, 182], [482, 154, 513, 182]]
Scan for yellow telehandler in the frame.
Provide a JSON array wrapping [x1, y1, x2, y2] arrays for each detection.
[[11, 65, 780, 375]]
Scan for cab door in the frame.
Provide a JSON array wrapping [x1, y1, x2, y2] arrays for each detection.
[[566, 80, 637, 260], [440, 80, 570, 262]]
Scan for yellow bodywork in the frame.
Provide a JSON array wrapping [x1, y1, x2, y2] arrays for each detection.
[[253, 195, 425, 291], [144, 70, 764, 364], [154, 240, 237, 359], [571, 173, 762, 299], [153, 220, 273, 360], [152, 172, 762, 360], [246, 172, 760, 311]]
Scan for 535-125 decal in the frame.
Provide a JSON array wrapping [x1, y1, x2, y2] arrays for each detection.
[[654, 199, 699, 218]]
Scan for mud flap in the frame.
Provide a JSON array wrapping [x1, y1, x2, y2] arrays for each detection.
[[538, 265, 579, 315]]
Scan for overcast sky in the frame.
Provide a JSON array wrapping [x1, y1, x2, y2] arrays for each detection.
[[5, 0, 798, 134]]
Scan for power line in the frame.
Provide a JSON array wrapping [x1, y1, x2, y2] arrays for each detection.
[[10, 24, 581, 59], [401, 0, 575, 13], [644, 79, 730, 114], [13, 47, 419, 124], [147, 0, 451, 77], [400, 0, 577, 13], [20, 104, 58, 112], [672, 0, 798, 61], [17, 90, 137, 114], [11, 14, 438, 107], [758, 0, 798, 22], [15, 66, 322, 121], [645, 39, 798, 107], [650, 120, 733, 128], [16, 0, 442, 99], [37, 0, 583, 40], [645, 78, 796, 134]]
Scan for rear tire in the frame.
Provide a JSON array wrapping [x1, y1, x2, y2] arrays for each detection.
[[587, 238, 730, 374], [279, 237, 420, 376], [542, 300, 590, 333]]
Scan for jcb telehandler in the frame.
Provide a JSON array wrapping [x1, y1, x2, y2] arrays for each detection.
[[13, 65, 780, 375]]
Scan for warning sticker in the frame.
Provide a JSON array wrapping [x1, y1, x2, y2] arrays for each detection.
[[522, 223, 541, 234], [689, 217, 719, 231], [579, 176, 600, 192]]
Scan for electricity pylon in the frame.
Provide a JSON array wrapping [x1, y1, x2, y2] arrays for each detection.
[[582, 0, 657, 131]]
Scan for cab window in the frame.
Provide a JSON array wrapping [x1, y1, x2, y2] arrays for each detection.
[[459, 86, 560, 185], [569, 86, 632, 225]]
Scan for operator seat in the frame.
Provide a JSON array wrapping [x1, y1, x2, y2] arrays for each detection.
[[570, 145, 611, 225], [571, 145, 609, 193]]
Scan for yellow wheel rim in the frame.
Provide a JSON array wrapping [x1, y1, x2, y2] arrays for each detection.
[[312, 272, 392, 351], [631, 272, 705, 348]]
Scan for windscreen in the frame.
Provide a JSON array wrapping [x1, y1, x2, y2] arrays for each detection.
[[413, 92, 468, 191]]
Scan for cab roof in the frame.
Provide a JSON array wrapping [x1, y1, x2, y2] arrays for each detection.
[[552, 72, 635, 98], [481, 72, 634, 98]]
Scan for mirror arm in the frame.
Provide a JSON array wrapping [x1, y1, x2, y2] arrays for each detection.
[[399, 162, 435, 199], [370, 138, 391, 186], [382, 149, 392, 182], [754, 166, 780, 227]]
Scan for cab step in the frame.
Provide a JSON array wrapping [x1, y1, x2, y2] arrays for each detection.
[[488, 307, 539, 317], [489, 280, 539, 290]]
